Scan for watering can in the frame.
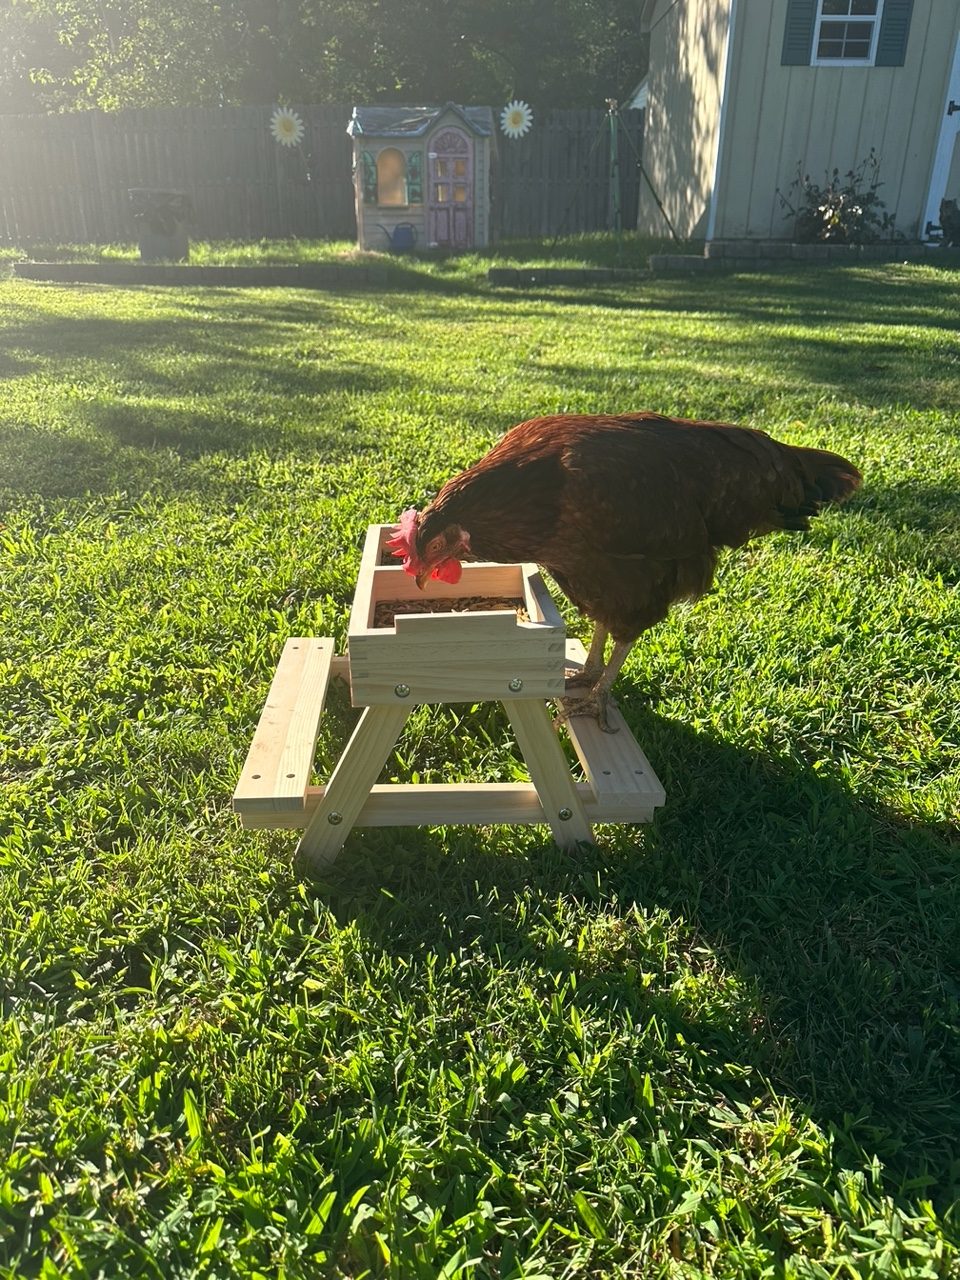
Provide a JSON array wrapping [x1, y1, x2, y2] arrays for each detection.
[[377, 222, 417, 252]]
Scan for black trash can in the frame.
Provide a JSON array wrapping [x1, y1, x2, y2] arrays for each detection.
[[128, 188, 193, 262]]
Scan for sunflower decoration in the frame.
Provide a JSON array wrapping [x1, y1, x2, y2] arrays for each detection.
[[500, 100, 533, 139], [270, 106, 305, 147]]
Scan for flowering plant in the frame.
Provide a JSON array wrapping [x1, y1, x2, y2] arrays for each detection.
[[777, 151, 897, 244]]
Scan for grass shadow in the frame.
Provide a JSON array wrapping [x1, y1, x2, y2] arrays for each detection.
[[315, 708, 960, 1202]]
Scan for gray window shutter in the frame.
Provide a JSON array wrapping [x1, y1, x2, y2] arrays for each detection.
[[781, 0, 817, 65], [874, 0, 914, 66]]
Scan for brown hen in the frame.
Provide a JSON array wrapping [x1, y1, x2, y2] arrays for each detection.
[[394, 413, 861, 729]]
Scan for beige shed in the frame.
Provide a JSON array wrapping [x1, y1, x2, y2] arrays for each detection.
[[637, 0, 960, 244], [347, 103, 496, 253]]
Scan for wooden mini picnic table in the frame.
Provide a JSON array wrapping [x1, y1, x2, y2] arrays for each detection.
[[233, 525, 665, 868]]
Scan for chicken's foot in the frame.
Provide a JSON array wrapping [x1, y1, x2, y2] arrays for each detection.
[[558, 638, 634, 734]]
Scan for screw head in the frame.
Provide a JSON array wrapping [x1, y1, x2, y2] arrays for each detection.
[[394, 683, 411, 698], [558, 807, 573, 821], [327, 811, 343, 825], [508, 677, 523, 691]]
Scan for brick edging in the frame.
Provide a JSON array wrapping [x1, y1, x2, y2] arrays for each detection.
[[651, 241, 960, 272]]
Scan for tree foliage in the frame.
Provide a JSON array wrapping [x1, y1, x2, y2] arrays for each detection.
[[0, 0, 647, 114]]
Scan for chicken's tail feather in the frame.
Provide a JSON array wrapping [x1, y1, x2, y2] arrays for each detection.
[[776, 445, 862, 531]]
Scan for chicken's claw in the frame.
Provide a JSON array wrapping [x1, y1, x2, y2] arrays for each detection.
[[556, 689, 619, 734]]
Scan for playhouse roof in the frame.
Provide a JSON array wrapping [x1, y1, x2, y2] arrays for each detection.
[[347, 103, 494, 139]]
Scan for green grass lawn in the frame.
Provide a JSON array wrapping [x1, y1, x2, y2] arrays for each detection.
[[0, 255, 958, 1278]]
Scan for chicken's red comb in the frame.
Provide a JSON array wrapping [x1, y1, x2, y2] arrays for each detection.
[[385, 508, 421, 574]]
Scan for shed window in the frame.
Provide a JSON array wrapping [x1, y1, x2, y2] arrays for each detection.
[[813, 0, 882, 64], [782, 0, 913, 67], [376, 148, 408, 205]]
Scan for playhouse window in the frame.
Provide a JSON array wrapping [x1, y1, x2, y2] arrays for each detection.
[[812, 0, 883, 64], [377, 149, 408, 205]]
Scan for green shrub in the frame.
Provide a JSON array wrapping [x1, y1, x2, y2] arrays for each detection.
[[778, 150, 898, 244]]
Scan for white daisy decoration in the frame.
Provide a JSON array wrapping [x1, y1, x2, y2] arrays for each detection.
[[500, 100, 533, 139], [270, 106, 304, 147]]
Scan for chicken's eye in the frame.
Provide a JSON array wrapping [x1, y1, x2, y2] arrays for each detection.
[[427, 537, 445, 556]]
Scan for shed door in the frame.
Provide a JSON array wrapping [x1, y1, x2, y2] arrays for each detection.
[[923, 33, 960, 241], [428, 129, 473, 249]]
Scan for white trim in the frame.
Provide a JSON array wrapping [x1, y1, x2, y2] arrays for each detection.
[[626, 77, 649, 110], [706, 0, 738, 243], [922, 32, 960, 241], [810, 0, 883, 68]]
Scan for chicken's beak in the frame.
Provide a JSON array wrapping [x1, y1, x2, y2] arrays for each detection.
[[415, 567, 431, 590]]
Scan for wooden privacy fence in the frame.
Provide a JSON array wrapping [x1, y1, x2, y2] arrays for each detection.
[[498, 107, 643, 239], [0, 105, 355, 245], [0, 104, 642, 246]]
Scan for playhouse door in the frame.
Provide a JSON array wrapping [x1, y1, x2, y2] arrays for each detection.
[[428, 129, 473, 249]]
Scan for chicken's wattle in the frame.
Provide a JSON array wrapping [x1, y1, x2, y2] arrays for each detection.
[[427, 557, 463, 584]]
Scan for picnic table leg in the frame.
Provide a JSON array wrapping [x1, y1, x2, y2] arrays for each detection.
[[296, 703, 411, 869], [504, 699, 593, 848]]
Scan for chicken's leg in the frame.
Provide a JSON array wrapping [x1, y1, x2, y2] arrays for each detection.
[[560, 638, 634, 733], [565, 623, 609, 689]]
